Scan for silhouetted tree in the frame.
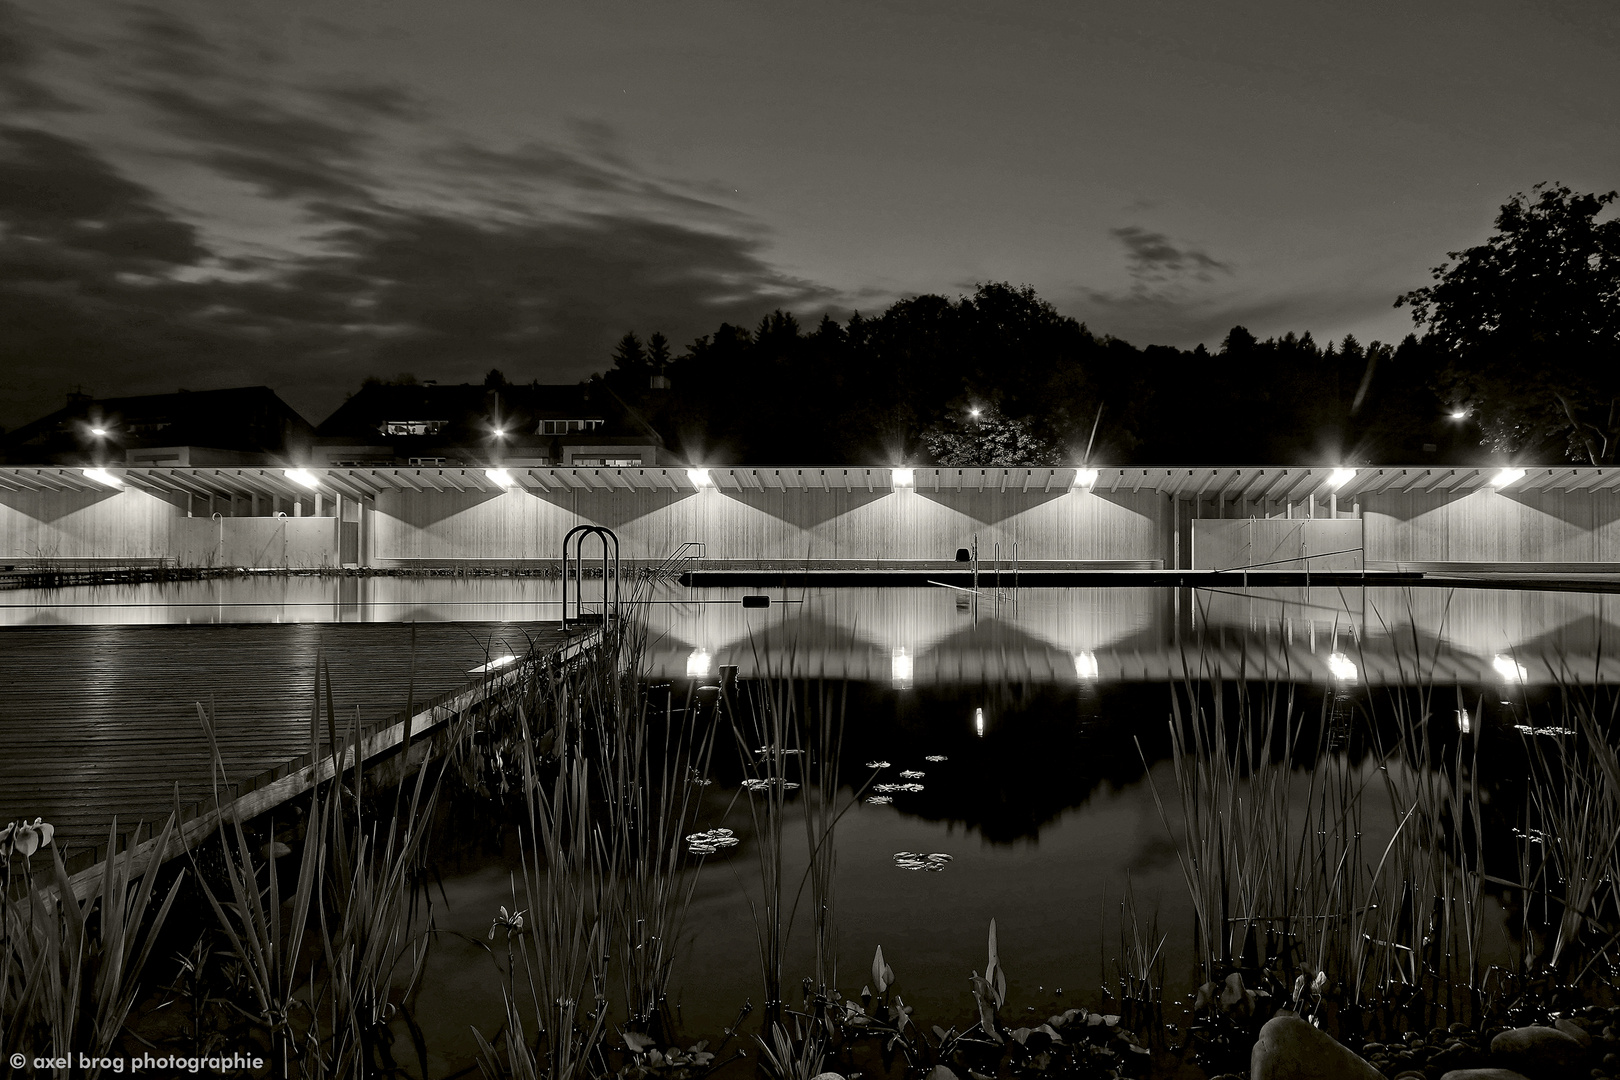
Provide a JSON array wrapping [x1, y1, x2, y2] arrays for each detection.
[[1397, 183, 1620, 462]]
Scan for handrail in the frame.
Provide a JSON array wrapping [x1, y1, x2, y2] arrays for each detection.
[[562, 525, 620, 629], [655, 540, 706, 577]]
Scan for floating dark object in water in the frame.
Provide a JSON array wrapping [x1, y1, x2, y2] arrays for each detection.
[[893, 851, 952, 872], [741, 594, 770, 608]]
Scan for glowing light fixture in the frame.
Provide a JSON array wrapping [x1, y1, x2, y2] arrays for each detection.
[[82, 468, 124, 488], [485, 468, 516, 488], [90, 427, 107, 437], [284, 468, 319, 489], [1492, 653, 1527, 682], [969, 407, 981, 418], [1074, 652, 1099, 679], [1327, 468, 1356, 490], [974, 707, 985, 737], [891, 647, 913, 687], [492, 427, 507, 439], [687, 467, 712, 488], [686, 648, 712, 678], [1327, 652, 1358, 682], [1450, 409, 1469, 420], [892, 467, 914, 488], [1491, 468, 1525, 488], [1072, 468, 1099, 489]]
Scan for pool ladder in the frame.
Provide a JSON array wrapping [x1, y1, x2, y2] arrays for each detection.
[[562, 525, 620, 629]]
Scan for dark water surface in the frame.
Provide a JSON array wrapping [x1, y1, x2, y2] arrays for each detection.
[[10, 577, 1612, 1073]]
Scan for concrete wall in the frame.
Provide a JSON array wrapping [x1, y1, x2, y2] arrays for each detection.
[[1362, 488, 1620, 566], [1191, 518, 1365, 571], [367, 485, 1172, 565]]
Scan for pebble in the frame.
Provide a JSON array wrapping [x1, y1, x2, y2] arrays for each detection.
[[1490, 1025, 1586, 1078], [1251, 1014, 1383, 1080]]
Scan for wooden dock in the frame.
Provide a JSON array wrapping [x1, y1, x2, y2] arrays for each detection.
[[0, 621, 595, 876]]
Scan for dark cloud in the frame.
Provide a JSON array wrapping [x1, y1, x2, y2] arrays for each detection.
[[316, 82, 426, 121], [137, 85, 376, 201], [122, 6, 227, 81], [0, 122, 835, 430], [0, 1, 80, 111], [1111, 225, 1231, 284], [1070, 281, 1398, 351]]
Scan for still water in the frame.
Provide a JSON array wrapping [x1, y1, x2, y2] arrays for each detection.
[[8, 576, 1611, 1072]]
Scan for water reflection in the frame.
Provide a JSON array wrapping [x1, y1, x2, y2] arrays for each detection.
[[6, 578, 1620, 685]]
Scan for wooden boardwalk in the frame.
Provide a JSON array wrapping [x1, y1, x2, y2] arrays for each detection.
[[0, 621, 588, 871]]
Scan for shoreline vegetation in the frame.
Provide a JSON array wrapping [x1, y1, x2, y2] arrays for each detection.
[[8, 587, 1620, 1078]]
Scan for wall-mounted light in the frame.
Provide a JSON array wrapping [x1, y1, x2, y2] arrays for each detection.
[[687, 468, 712, 488], [1327, 468, 1356, 490], [892, 467, 914, 488], [82, 468, 124, 488], [891, 647, 913, 688], [1074, 652, 1099, 678], [1327, 652, 1358, 682], [1450, 409, 1469, 420], [1492, 653, 1527, 682], [969, 407, 982, 419], [1072, 468, 1099, 489], [486, 468, 516, 488], [90, 427, 107, 438], [1491, 468, 1525, 488], [686, 648, 712, 678], [492, 427, 507, 439], [284, 468, 320, 489]]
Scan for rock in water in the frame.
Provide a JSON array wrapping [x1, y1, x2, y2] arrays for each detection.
[[1487, 1026, 1585, 1078], [1251, 1014, 1384, 1080], [1437, 1069, 1533, 1080]]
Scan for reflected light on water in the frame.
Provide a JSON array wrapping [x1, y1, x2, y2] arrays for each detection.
[[974, 707, 985, 736], [686, 649, 712, 678], [1457, 708, 1472, 734], [1073, 652, 1098, 679], [890, 647, 913, 688], [1327, 652, 1358, 682], [1492, 654, 1528, 682]]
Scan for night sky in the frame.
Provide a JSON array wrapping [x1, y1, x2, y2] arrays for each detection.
[[2, 0, 1616, 432]]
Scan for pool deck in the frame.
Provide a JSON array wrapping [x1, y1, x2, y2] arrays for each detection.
[[0, 620, 597, 879]]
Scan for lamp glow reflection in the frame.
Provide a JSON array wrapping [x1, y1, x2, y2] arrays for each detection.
[[1074, 652, 1098, 679], [1492, 654, 1527, 682], [284, 468, 319, 489], [1072, 468, 1098, 489], [1457, 708, 1472, 734], [687, 468, 712, 488], [1327, 468, 1356, 490], [686, 649, 712, 678], [1327, 652, 1358, 682], [1491, 468, 1526, 488], [485, 468, 516, 488], [82, 468, 124, 488], [891, 647, 913, 688], [892, 467, 914, 488], [974, 707, 985, 737]]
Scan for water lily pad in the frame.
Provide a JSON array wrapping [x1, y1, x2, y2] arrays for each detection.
[[742, 778, 800, 792], [898, 769, 926, 779], [865, 795, 893, 805], [685, 828, 740, 855], [924, 755, 948, 762], [873, 782, 924, 794], [865, 760, 891, 769], [893, 851, 953, 872]]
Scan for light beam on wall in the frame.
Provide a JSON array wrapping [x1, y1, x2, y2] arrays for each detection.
[[486, 468, 516, 488], [1072, 468, 1098, 489], [285, 468, 320, 489], [687, 649, 712, 678], [891, 467, 914, 488], [1073, 652, 1099, 678], [82, 468, 124, 488], [1491, 468, 1525, 488], [891, 647, 913, 688], [1327, 468, 1356, 490], [687, 468, 712, 488]]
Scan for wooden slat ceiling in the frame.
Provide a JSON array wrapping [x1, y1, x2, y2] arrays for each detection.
[[4, 465, 1612, 501]]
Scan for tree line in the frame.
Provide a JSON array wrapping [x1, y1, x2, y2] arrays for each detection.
[[597, 183, 1619, 467]]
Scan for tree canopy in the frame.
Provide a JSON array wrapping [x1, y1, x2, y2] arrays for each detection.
[[1397, 183, 1620, 462]]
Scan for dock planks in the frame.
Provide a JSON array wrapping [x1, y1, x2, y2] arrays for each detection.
[[0, 621, 586, 867]]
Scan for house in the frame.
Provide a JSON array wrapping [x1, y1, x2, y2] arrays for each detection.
[[1, 387, 316, 466], [311, 381, 669, 467]]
